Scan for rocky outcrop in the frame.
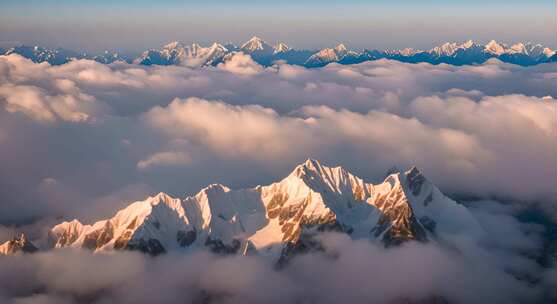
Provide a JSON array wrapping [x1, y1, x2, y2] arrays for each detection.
[[0, 234, 38, 255]]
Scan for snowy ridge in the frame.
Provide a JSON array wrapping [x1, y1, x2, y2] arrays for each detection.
[[133, 41, 228, 67], [48, 159, 482, 260], [431, 40, 476, 57], [4, 38, 556, 67], [305, 43, 350, 66]]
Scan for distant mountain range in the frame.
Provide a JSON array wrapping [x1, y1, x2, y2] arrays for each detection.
[[2, 159, 481, 265], [2, 37, 557, 68]]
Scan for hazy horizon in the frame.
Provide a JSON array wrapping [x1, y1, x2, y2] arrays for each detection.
[[1, 0, 557, 52]]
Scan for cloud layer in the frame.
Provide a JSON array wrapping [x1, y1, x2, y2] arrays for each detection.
[[1, 53, 557, 304], [1, 53, 557, 222], [0, 222, 548, 304]]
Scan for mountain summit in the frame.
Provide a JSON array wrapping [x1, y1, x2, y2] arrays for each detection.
[[0, 234, 38, 255], [47, 159, 481, 260], [240, 36, 273, 53]]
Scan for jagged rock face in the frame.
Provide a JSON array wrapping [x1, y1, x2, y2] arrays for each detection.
[[48, 159, 482, 260], [50, 219, 84, 248], [126, 238, 166, 256], [177, 229, 197, 247], [371, 175, 427, 246], [0, 234, 38, 255]]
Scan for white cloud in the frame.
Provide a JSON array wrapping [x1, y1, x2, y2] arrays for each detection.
[[0, 82, 102, 123], [137, 151, 192, 170], [0, 53, 557, 222], [144, 97, 315, 161], [143, 94, 557, 202], [217, 52, 264, 75]]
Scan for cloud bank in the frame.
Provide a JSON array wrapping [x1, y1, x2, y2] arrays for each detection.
[[1, 52, 557, 304], [0, 218, 548, 304], [1, 53, 557, 221]]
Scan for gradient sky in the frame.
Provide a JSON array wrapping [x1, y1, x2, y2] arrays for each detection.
[[1, 0, 556, 52]]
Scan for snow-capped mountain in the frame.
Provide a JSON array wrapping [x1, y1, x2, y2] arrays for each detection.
[[274, 42, 291, 54], [484, 40, 507, 56], [3, 38, 555, 68], [2, 45, 135, 65], [48, 159, 481, 260], [305, 43, 352, 67], [133, 41, 228, 68], [237, 36, 280, 65], [430, 40, 477, 57], [4, 45, 84, 65], [92, 50, 128, 64], [240, 36, 274, 54], [0, 234, 38, 255], [373, 40, 557, 66], [482, 40, 557, 65], [484, 40, 555, 58]]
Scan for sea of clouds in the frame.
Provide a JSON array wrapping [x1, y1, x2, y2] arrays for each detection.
[[0, 53, 556, 303]]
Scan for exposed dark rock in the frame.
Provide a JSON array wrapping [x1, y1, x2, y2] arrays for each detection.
[[424, 192, 433, 206], [204, 237, 241, 255], [371, 185, 428, 247], [420, 216, 437, 233], [277, 219, 344, 267], [277, 233, 326, 268], [126, 238, 166, 256], [177, 229, 197, 247], [371, 215, 392, 238], [382, 213, 428, 247], [406, 167, 426, 196]]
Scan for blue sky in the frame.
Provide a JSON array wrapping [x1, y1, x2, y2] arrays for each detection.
[[1, 0, 556, 52]]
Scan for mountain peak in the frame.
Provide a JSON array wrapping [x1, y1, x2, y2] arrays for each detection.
[[431, 40, 477, 57], [209, 42, 227, 51], [150, 192, 178, 204], [289, 158, 326, 179], [303, 157, 322, 169], [485, 40, 507, 55], [510, 42, 527, 54], [0, 233, 38, 255], [274, 42, 291, 54], [163, 41, 183, 50], [241, 36, 272, 53], [405, 165, 422, 177], [197, 183, 231, 196], [305, 45, 348, 66], [334, 43, 348, 53], [462, 39, 475, 48], [248, 35, 263, 42]]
